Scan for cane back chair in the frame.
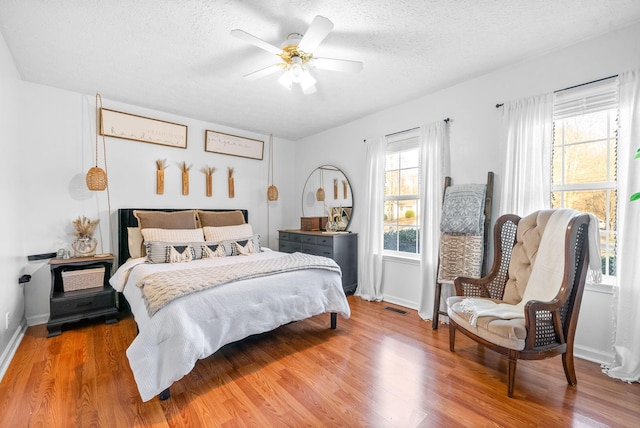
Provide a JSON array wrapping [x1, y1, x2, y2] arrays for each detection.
[[447, 210, 591, 397]]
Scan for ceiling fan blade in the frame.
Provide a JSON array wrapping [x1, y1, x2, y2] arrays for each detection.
[[243, 64, 283, 80], [312, 57, 363, 73], [297, 15, 334, 52], [230, 29, 282, 55]]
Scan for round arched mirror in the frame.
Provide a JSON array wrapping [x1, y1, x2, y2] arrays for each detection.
[[302, 165, 353, 230]]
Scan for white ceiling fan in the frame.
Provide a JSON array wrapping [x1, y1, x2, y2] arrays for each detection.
[[231, 15, 363, 94]]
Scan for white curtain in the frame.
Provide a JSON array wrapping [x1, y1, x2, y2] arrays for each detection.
[[499, 93, 553, 216], [355, 137, 386, 301], [418, 121, 451, 320], [603, 68, 640, 382]]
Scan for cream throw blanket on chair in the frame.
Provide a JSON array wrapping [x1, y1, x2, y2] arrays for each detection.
[[460, 209, 600, 326]]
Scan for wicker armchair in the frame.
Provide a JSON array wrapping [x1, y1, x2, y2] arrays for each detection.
[[447, 210, 590, 397]]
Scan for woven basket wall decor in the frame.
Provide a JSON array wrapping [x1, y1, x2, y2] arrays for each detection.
[[86, 166, 107, 191], [86, 93, 108, 191]]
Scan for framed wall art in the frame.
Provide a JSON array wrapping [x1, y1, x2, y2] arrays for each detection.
[[205, 130, 264, 160], [100, 108, 188, 149]]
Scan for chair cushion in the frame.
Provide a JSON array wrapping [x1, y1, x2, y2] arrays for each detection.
[[447, 296, 527, 350]]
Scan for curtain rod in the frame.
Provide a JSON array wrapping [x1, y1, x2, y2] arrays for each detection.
[[495, 74, 619, 108], [383, 118, 451, 138]]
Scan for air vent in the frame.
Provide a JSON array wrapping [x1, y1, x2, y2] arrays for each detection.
[[384, 306, 408, 315]]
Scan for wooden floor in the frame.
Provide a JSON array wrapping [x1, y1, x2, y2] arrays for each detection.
[[1, 296, 638, 427]]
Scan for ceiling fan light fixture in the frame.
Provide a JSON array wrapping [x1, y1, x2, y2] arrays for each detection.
[[299, 69, 316, 91], [278, 71, 293, 90]]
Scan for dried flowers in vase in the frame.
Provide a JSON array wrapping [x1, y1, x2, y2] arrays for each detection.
[[72, 216, 99, 257]]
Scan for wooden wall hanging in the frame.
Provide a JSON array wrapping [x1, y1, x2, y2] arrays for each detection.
[[180, 162, 191, 195], [155, 159, 167, 194], [203, 166, 215, 197], [228, 167, 235, 198]]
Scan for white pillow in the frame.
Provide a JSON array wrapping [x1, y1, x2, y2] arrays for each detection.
[[203, 224, 253, 242], [141, 228, 205, 243]]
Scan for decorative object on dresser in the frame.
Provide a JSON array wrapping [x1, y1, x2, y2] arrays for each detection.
[[279, 230, 358, 294], [155, 159, 167, 194], [47, 255, 118, 337], [86, 92, 108, 191], [202, 166, 215, 197]]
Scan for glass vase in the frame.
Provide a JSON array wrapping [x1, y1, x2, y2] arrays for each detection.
[[72, 237, 98, 257]]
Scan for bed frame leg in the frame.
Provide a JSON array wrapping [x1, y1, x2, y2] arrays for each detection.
[[330, 312, 337, 329], [159, 387, 171, 401]]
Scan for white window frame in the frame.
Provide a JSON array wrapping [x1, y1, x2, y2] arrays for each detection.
[[383, 129, 421, 257], [552, 77, 618, 284]]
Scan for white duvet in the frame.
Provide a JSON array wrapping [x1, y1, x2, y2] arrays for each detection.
[[110, 249, 350, 402]]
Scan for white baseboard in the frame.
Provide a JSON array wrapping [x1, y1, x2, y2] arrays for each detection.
[[382, 296, 419, 311], [26, 313, 48, 326], [575, 344, 615, 366], [0, 319, 27, 382]]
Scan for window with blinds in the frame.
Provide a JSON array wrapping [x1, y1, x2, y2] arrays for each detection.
[[384, 129, 421, 254], [552, 76, 618, 277]]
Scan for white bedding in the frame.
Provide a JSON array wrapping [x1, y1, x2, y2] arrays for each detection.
[[110, 249, 351, 402]]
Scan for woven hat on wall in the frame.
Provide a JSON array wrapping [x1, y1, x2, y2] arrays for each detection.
[[86, 93, 108, 191]]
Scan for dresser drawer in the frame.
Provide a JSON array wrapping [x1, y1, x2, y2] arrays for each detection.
[[301, 243, 334, 258], [299, 235, 317, 244], [279, 241, 302, 253], [315, 235, 333, 247], [50, 289, 114, 317], [280, 232, 302, 243]]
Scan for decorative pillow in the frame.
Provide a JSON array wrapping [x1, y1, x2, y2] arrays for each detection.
[[145, 242, 199, 264], [440, 184, 486, 234], [141, 228, 205, 244], [128, 227, 144, 258], [134, 210, 198, 229], [167, 246, 194, 263], [203, 224, 253, 242], [201, 243, 226, 258], [221, 234, 262, 256], [197, 210, 246, 227]]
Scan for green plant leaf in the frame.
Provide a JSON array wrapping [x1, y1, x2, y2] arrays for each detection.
[[631, 192, 640, 202]]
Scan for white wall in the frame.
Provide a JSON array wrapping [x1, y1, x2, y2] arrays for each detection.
[[0, 31, 27, 379], [294, 22, 640, 363], [14, 86, 295, 326]]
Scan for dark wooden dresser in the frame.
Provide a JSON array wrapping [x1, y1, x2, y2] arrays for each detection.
[[278, 230, 358, 294]]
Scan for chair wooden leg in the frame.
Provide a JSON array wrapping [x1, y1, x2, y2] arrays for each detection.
[[449, 321, 456, 352], [432, 282, 443, 329], [507, 351, 517, 398], [562, 350, 578, 386]]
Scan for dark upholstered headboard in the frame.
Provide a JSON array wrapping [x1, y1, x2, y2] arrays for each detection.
[[117, 208, 248, 266]]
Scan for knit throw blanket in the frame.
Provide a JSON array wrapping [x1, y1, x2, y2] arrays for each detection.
[[460, 209, 601, 326], [137, 252, 341, 317]]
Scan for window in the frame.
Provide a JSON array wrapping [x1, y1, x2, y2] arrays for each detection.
[[552, 77, 618, 277], [384, 129, 420, 254]]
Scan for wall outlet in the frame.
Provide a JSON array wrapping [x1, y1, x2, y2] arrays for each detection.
[[5, 312, 9, 330]]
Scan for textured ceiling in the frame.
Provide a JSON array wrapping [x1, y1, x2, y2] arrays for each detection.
[[1, 0, 640, 140]]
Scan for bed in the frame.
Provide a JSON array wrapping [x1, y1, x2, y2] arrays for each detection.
[[110, 208, 351, 402]]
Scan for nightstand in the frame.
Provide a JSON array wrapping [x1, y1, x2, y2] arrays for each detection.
[[47, 255, 118, 337]]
